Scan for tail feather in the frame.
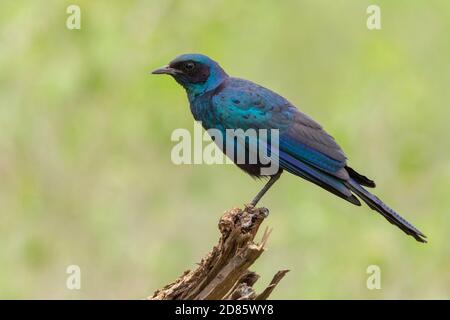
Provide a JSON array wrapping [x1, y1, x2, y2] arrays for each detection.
[[346, 179, 427, 243], [346, 166, 376, 188]]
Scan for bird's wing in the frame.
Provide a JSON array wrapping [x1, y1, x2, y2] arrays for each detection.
[[281, 111, 349, 179], [212, 78, 349, 179]]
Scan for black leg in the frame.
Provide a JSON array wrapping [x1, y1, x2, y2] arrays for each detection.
[[250, 170, 283, 207]]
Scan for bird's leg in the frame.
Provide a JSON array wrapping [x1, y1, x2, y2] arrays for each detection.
[[249, 170, 283, 207]]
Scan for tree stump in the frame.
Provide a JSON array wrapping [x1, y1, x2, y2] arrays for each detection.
[[147, 205, 289, 300]]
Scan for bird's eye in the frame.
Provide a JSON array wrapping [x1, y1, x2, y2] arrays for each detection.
[[185, 62, 195, 71]]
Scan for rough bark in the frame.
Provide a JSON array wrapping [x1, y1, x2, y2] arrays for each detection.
[[147, 205, 289, 300]]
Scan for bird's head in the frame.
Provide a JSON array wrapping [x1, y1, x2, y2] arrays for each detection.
[[152, 53, 228, 97]]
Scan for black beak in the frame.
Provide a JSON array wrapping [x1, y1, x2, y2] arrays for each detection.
[[151, 65, 179, 75]]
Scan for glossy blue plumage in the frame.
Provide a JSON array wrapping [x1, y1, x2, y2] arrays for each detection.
[[190, 75, 353, 199], [153, 53, 426, 242]]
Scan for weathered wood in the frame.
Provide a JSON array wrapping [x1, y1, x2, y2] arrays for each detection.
[[147, 206, 289, 300]]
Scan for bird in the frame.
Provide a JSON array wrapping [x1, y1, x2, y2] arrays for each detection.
[[152, 53, 427, 243]]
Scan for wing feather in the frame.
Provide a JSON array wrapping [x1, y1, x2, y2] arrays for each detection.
[[211, 78, 349, 179]]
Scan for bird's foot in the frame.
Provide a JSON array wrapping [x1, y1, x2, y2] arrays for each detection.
[[243, 204, 269, 219], [244, 203, 256, 211]]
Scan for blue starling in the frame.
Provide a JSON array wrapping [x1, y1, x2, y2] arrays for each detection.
[[152, 54, 426, 243]]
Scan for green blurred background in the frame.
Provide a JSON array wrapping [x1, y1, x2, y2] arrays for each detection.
[[0, 0, 449, 299]]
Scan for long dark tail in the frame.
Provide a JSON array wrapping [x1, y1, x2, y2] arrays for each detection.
[[346, 179, 427, 243]]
